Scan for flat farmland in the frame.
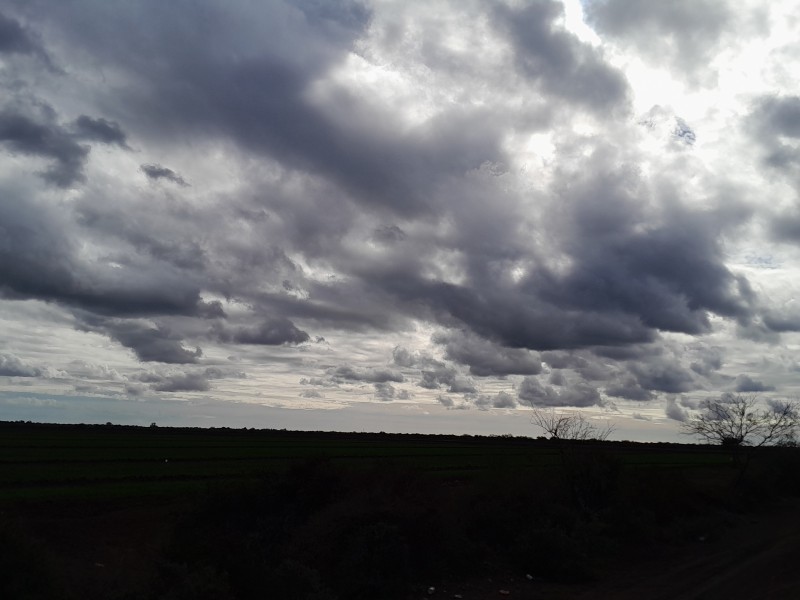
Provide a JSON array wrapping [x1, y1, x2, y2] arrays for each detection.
[[0, 421, 731, 503], [2, 421, 798, 600]]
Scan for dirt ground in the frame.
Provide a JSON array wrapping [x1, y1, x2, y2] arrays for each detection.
[[408, 497, 800, 600], [18, 496, 800, 600]]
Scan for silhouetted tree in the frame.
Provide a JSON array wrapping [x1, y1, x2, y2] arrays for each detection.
[[681, 393, 799, 447], [531, 409, 615, 441]]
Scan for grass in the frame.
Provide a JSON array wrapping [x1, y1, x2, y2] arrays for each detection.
[[2, 421, 798, 599]]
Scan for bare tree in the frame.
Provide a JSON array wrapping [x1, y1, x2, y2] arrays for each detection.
[[531, 408, 615, 441], [681, 393, 799, 447]]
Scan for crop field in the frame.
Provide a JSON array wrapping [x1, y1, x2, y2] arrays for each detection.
[[2, 421, 798, 600], [0, 421, 732, 504]]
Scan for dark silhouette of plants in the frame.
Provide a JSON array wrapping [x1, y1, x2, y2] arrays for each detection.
[[681, 393, 799, 447], [530, 409, 615, 441]]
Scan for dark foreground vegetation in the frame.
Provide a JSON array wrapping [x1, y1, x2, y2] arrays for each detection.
[[2, 421, 800, 599]]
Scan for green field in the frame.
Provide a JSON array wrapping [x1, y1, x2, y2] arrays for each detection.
[[0, 421, 734, 503], [2, 421, 798, 600]]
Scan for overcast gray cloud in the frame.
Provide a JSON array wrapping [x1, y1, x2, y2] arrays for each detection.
[[0, 0, 798, 438]]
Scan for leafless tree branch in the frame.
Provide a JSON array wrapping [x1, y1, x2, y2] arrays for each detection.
[[681, 393, 799, 447], [531, 408, 615, 441]]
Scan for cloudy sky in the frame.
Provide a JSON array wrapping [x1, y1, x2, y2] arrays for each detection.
[[1, 0, 799, 441]]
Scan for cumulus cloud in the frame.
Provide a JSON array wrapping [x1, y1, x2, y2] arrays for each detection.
[[332, 365, 404, 384], [435, 330, 543, 377], [518, 376, 601, 407], [215, 317, 310, 346], [493, 0, 629, 113], [135, 366, 239, 393], [0, 353, 42, 377], [604, 376, 655, 401], [584, 0, 736, 85], [472, 390, 517, 410], [734, 374, 776, 393], [78, 317, 202, 364], [665, 397, 690, 422], [144, 372, 210, 392], [629, 360, 696, 394], [392, 346, 476, 393]]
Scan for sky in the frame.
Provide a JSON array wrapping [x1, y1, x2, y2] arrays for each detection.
[[1, 0, 800, 442]]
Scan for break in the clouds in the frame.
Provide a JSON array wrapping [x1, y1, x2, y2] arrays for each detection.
[[1, 0, 799, 440]]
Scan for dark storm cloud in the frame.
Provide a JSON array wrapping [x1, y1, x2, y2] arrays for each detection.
[[0, 109, 89, 187], [540, 351, 611, 381], [763, 311, 800, 333], [748, 96, 800, 242], [535, 166, 755, 337], [748, 96, 800, 186], [0, 182, 216, 319], [584, 0, 735, 84], [0, 11, 37, 55], [0, 353, 42, 377], [73, 116, 129, 148], [518, 376, 601, 407], [141, 163, 188, 186], [4, 0, 744, 362], [604, 376, 655, 401], [434, 330, 542, 377], [331, 365, 404, 384], [215, 317, 310, 346], [493, 0, 629, 114], [25, 0, 501, 217], [389, 278, 655, 351], [75, 201, 209, 272], [734, 374, 775, 393], [1, 0, 784, 422], [135, 366, 239, 392], [78, 317, 202, 364], [629, 360, 695, 394]]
